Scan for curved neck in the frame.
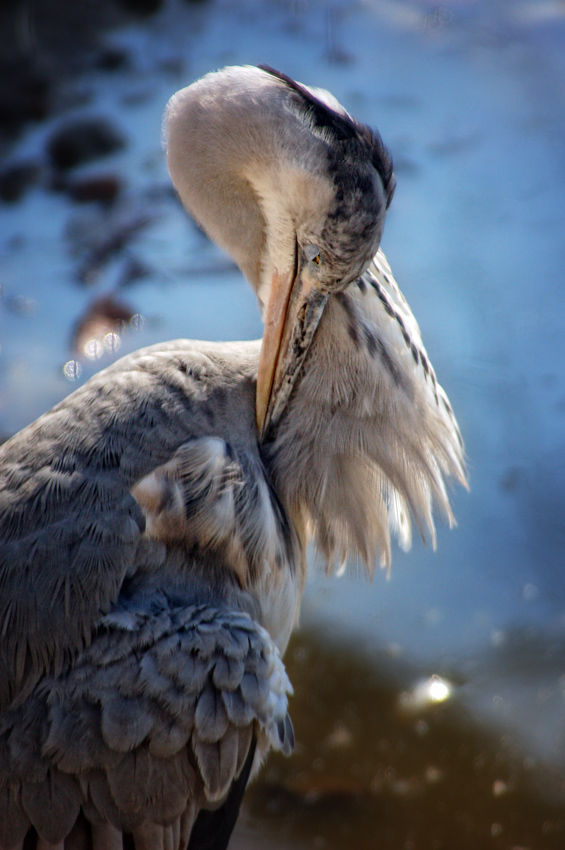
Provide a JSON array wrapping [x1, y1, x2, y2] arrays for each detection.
[[165, 69, 267, 292], [165, 66, 331, 312]]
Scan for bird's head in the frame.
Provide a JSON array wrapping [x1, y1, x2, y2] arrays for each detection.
[[165, 65, 395, 438]]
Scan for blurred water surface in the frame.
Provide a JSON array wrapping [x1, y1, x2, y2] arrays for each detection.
[[1, 0, 565, 846]]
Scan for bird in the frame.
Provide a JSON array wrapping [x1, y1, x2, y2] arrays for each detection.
[[0, 65, 466, 850]]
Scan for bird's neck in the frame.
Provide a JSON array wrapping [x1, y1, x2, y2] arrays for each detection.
[[165, 67, 330, 313], [262, 292, 372, 567]]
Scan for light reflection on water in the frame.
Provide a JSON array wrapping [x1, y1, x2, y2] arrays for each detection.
[[398, 675, 453, 712], [236, 626, 565, 850]]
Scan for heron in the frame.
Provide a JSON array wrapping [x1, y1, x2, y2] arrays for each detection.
[[0, 65, 466, 850]]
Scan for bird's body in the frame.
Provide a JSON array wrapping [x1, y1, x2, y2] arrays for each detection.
[[0, 66, 465, 849]]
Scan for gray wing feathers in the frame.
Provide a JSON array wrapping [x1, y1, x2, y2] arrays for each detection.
[[0, 340, 260, 712], [0, 602, 292, 845], [21, 770, 80, 845]]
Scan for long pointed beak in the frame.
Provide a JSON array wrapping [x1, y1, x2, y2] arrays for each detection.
[[256, 258, 328, 439]]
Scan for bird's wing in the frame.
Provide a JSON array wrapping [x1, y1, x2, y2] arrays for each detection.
[[0, 338, 272, 709], [0, 596, 293, 847], [0, 338, 298, 846]]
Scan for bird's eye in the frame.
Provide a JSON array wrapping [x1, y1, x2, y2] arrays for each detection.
[[304, 244, 323, 267]]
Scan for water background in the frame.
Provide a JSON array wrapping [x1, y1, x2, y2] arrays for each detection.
[[1, 1, 565, 846]]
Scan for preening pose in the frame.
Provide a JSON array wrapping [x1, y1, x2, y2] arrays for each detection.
[[0, 66, 466, 849]]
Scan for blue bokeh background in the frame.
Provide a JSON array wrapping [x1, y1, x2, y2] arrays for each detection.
[[1, 1, 565, 845]]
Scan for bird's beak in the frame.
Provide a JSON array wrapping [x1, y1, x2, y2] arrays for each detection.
[[256, 257, 328, 439]]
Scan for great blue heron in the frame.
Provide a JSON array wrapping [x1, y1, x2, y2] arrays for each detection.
[[0, 65, 466, 850]]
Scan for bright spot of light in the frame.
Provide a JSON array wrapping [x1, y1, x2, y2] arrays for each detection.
[[103, 332, 121, 354], [398, 675, 454, 713], [84, 338, 103, 360], [63, 360, 82, 381], [130, 313, 145, 332], [428, 678, 450, 703]]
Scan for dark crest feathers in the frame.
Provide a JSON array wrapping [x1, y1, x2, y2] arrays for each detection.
[[258, 64, 395, 206]]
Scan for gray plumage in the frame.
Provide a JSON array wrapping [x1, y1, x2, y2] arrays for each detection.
[[0, 65, 466, 849]]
